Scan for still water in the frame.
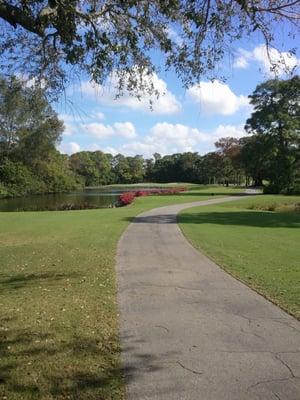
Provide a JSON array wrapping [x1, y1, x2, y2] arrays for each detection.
[[0, 187, 129, 212]]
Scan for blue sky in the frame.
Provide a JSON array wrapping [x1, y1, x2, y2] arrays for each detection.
[[56, 33, 299, 158]]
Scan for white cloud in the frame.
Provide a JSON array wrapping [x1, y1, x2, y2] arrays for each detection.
[[87, 143, 101, 151], [58, 141, 81, 155], [102, 146, 119, 156], [149, 122, 208, 149], [59, 111, 105, 136], [62, 121, 75, 136], [187, 81, 249, 115], [253, 45, 299, 75], [58, 114, 75, 136], [94, 111, 105, 120], [234, 44, 299, 76], [82, 123, 114, 139], [85, 143, 118, 153], [113, 122, 247, 158], [59, 110, 147, 144], [211, 124, 246, 140], [57, 121, 247, 158], [113, 122, 136, 139], [113, 122, 204, 157], [70, 142, 81, 153], [59, 113, 75, 123], [167, 27, 183, 46], [82, 121, 137, 139], [233, 55, 249, 69], [16, 73, 47, 89], [80, 71, 181, 115]]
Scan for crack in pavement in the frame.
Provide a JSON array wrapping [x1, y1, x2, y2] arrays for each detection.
[[175, 361, 203, 376], [274, 353, 299, 379], [273, 392, 281, 400], [275, 319, 300, 334], [197, 349, 299, 380], [240, 326, 265, 341], [160, 360, 203, 376], [247, 354, 300, 393], [239, 314, 300, 331], [154, 325, 169, 333], [247, 377, 293, 391], [277, 351, 300, 354]]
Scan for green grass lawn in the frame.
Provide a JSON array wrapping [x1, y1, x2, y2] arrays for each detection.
[[0, 185, 241, 400], [178, 195, 300, 319]]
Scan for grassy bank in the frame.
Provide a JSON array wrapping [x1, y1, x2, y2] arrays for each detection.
[[0, 186, 242, 399], [178, 195, 300, 319]]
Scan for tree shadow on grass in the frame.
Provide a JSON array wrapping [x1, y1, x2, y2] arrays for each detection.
[[0, 321, 174, 400], [122, 209, 300, 228], [179, 210, 300, 229], [0, 271, 82, 293]]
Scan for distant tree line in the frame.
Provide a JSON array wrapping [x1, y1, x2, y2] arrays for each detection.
[[0, 75, 299, 198]]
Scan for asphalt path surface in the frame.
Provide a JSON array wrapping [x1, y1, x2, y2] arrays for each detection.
[[116, 196, 300, 399]]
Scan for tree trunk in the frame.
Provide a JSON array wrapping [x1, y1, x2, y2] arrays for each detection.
[[254, 178, 263, 186]]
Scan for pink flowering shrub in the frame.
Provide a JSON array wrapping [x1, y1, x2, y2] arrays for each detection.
[[135, 190, 149, 197], [119, 192, 135, 205], [118, 187, 187, 206], [158, 187, 186, 195]]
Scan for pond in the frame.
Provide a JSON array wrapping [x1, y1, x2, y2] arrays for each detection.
[[0, 187, 135, 212]]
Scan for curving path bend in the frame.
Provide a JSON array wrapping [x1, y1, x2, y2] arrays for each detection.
[[116, 196, 300, 400]]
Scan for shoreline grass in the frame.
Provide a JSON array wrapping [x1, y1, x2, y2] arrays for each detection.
[[0, 186, 242, 399], [178, 195, 300, 319]]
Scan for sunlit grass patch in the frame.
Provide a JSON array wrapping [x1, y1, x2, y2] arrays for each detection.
[[179, 195, 300, 319]]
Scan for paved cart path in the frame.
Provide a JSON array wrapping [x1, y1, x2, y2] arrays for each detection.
[[116, 196, 300, 400]]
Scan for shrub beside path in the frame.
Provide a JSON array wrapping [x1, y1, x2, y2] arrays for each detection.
[[116, 195, 300, 400]]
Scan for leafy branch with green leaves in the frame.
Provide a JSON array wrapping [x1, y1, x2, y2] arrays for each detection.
[[0, 0, 299, 99]]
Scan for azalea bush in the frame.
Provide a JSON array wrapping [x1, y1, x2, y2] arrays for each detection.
[[118, 192, 136, 206], [118, 187, 187, 206], [135, 190, 149, 197], [159, 187, 187, 195]]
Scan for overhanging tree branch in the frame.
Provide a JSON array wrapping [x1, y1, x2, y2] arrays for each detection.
[[0, 1, 298, 100], [0, 0, 44, 36]]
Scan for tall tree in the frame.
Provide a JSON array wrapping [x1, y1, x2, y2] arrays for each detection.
[[113, 154, 134, 183], [0, 75, 63, 163], [200, 152, 224, 184], [126, 156, 145, 183], [245, 76, 300, 190], [0, 75, 78, 196], [215, 137, 244, 185], [0, 1, 298, 98], [239, 135, 270, 186], [70, 151, 100, 186]]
